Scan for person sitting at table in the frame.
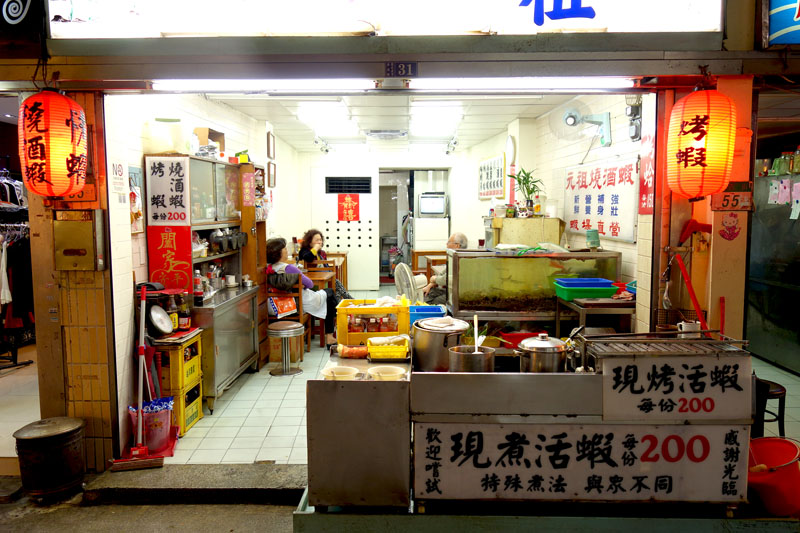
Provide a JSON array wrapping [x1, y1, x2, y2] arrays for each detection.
[[297, 228, 352, 301], [267, 237, 337, 347], [422, 232, 467, 305]]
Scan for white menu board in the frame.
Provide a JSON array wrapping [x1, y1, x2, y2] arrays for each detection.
[[414, 422, 748, 503], [145, 156, 191, 226], [565, 157, 639, 243], [602, 356, 752, 422]]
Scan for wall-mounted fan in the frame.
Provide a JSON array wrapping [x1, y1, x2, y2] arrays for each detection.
[[548, 101, 613, 147]]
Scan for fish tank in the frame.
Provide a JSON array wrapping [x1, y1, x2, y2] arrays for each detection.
[[447, 249, 621, 319]]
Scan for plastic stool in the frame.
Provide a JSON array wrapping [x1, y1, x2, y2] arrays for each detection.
[[268, 321, 304, 377], [761, 379, 787, 437]]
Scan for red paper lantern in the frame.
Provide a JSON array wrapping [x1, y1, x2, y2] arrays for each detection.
[[17, 88, 88, 198], [666, 89, 736, 199]]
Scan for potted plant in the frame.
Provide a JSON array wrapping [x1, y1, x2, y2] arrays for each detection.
[[509, 168, 544, 212]]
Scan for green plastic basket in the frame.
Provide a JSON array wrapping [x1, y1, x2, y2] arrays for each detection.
[[553, 281, 619, 302]]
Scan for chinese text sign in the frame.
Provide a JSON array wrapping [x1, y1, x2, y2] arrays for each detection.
[[479, 155, 506, 199], [147, 226, 192, 291], [145, 156, 190, 226], [338, 193, 360, 222], [414, 422, 747, 502], [602, 356, 751, 422], [565, 158, 639, 242]]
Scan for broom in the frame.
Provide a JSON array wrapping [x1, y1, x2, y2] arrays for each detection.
[[110, 286, 164, 471]]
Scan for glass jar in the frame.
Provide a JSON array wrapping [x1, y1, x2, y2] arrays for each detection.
[[793, 147, 800, 175], [772, 152, 793, 176]]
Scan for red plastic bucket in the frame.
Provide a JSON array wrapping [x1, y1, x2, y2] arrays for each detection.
[[748, 437, 800, 517]]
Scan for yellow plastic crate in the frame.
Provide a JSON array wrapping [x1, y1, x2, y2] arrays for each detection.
[[157, 335, 202, 393], [336, 299, 410, 346], [366, 338, 409, 359], [172, 381, 203, 437]]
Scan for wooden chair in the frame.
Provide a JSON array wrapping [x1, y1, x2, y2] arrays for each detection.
[[426, 257, 448, 282], [303, 260, 336, 347], [411, 249, 445, 277], [265, 274, 310, 354]]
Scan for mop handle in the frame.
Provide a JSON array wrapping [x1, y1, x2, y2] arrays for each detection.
[[136, 286, 147, 447], [674, 255, 711, 337]]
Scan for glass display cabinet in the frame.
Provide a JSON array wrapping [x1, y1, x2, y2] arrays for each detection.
[[215, 162, 241, 220], [446, 249, 622, 320]]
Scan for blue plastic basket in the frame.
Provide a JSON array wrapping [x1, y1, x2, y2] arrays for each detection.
[[409, 305, 446, 326], [553, 278, 614, 288]]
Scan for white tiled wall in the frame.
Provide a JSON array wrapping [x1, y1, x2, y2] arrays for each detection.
[[103, 94, 274, 452]]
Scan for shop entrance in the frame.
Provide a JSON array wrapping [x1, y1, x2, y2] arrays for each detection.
[[97, 81, 657, 465]]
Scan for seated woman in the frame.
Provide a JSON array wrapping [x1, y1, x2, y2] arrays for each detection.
[[297, 228, 352, 301], [266, 237, 337, 347]]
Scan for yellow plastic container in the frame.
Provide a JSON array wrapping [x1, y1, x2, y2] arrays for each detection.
[[367, 337, 409, 359], [158, 335, 202, 393], [336, 299, 410, 346], [172, 381, 203, 437]]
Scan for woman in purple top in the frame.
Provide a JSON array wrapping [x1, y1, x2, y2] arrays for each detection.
[[266, 238, 337, 347]]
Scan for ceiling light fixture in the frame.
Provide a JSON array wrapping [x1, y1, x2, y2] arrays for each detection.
[[409, 77, 636, 92], [151, 78, 376, 93]]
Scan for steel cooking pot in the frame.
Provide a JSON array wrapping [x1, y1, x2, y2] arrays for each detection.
[[412, 317, 469, 372], [517, 333, 569, 373]]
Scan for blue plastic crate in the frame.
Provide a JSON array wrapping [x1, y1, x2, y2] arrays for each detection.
[[553, 278, 614, 287], [409, 305, 446, 326]]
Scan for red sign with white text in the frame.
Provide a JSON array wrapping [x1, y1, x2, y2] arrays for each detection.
[[147, 225, 192, 291], [639, 132, 656, 215], [338, 193, 360, 221]]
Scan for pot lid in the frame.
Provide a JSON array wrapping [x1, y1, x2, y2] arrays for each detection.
[[149, 304, 174, 334], [519, 333, 567, 353], [415, 317, 469, 333], [13, 417, 85, 440]]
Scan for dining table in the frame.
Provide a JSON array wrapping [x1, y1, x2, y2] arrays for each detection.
[[305, 270, 336, 290], [423, 254, 448, 281]]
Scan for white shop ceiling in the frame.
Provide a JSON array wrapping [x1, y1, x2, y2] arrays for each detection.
[[208, 93, 576, 152]]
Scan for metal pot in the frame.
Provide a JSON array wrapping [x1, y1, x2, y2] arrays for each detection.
[[412, 318, 469, 372], [517, 333, 570, 373], [449, 345, 495, 372]]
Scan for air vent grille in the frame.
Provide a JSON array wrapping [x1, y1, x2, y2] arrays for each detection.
[[326, 177, 372, 194]]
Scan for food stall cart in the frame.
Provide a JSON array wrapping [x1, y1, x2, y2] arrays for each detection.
[[297, 331, 797, 531]]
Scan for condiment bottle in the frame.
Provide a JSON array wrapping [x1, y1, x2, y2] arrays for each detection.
[[178, 292, 191, 330], [166, 294, 179, 330], [368, 318, 378, 332], [793, 146, 800, 175]]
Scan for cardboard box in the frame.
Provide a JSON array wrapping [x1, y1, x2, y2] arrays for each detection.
[[193, 127, 225, 153]]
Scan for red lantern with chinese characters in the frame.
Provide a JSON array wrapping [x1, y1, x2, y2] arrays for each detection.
[[17, 88, 88, 198], [666, 89, 736, 199]]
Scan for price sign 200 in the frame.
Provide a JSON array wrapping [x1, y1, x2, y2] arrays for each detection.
[[641, 434, 710, 463]]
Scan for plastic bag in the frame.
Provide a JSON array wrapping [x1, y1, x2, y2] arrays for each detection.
[[128, 396, 174, 453]]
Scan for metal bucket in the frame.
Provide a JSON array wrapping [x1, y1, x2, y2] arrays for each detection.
[[448, 345, 495, 372], [13, 417, 86, 498]]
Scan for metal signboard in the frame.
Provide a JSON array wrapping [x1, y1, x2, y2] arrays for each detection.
[[145, 156, 190, 226], [414, 422, 748, 502], [565, 157, 639, 242], [602, 356, 752, 422], [767, 0, 800, 45]]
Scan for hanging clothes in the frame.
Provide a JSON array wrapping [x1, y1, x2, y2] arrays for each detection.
[[0, 241, 11, 305]]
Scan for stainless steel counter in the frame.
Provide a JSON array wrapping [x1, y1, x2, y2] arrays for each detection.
[[196, 285, 259, 310], [192, 284, 259, 412]]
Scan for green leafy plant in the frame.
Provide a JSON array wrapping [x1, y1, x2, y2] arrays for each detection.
[[509, 167, 544, 202]]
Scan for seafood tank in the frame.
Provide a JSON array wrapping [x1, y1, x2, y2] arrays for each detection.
[[447, 249, 621, 319]]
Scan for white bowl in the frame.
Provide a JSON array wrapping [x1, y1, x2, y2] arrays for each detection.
[[367, 366, 406, 381], [321, 366, 359, 381]]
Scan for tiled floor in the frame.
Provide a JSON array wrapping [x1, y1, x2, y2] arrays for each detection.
[[166, 287, 398, 465], [0, 344, 40, 457], [750, 356, 800, 440]]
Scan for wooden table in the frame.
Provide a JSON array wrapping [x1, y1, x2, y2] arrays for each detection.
[[323, 252, 348, 289], [305, 270, 336, 290]]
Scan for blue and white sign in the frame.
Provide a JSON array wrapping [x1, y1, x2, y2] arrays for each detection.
[[769, 1, 800, 45]]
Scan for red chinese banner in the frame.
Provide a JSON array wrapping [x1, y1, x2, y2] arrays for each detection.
[[147, 225, 192, 291], [639, 132, 656, 215], [241, 171, 255, 207], [338, 193, 360, 221]]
